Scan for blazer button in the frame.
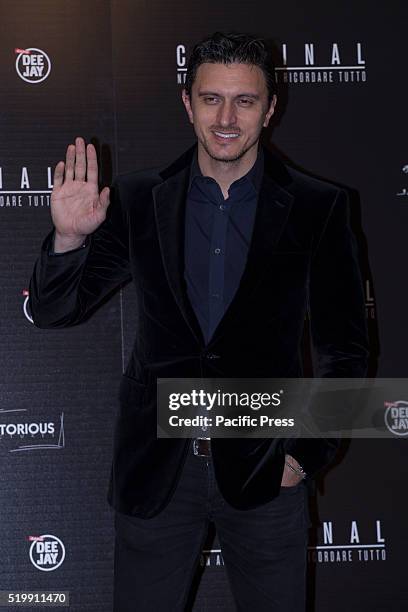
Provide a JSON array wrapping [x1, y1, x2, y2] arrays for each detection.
[[205, 352, 220, 359]]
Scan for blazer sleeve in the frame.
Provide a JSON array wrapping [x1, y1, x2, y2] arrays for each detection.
[[29, 181, 131, 328], [284, 188, 369, 477]]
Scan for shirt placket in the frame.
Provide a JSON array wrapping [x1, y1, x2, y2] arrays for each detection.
[[208, 190, 229, 341]]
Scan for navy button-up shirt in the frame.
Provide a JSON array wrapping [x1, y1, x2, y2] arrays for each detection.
[[184, 148, 264, 344]]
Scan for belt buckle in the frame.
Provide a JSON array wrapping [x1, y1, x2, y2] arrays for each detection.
[[193, 438, 210, 457], [193, 439, 201, 456]]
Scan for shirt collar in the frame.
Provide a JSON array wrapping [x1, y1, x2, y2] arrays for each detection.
[[188, 145, 264, 195]]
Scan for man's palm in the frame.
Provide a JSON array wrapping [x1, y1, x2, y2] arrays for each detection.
[[51, 137, 110, 239]]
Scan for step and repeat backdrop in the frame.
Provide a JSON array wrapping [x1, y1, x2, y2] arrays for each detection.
[[1, 0, 407, 610]]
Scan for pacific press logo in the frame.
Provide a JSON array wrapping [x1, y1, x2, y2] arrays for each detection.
[[15, 47, 51, 84]]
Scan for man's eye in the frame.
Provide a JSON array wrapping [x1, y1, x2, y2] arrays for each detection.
[[204, 97, 218, 104], [239, 98, 253, 105]]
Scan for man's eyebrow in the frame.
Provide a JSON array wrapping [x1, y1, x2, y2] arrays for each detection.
[[197, 91, 260, 100]]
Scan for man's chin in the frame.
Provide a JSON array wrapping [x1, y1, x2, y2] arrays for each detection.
[[203, 144, 249, 164]]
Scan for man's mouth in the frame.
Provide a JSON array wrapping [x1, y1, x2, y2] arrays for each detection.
[[213, 131, 240, 139]]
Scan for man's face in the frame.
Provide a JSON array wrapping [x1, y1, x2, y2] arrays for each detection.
[[182, 62, 276, 164]]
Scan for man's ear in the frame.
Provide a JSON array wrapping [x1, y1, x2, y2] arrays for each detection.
[[263, 94, 277, 128], [182, 89, 194, 124]]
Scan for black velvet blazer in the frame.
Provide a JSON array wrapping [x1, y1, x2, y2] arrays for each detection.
[[29, 145, 369, 518]]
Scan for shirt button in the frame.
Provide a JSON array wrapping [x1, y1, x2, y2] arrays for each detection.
[[214, 248, 221, 255]]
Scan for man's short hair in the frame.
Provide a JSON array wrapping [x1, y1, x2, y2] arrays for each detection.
[[184, 31, 277, 103]]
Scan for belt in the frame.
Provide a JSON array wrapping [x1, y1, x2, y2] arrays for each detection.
[[192, 438, 211, 457]]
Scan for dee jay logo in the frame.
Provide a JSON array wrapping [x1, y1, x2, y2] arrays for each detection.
[[29, 535, 65, 571], [384, 400, 408, 437], [15, 48, 51, 83]]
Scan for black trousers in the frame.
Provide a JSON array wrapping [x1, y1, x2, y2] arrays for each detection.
[[114, 442, 310, 611]]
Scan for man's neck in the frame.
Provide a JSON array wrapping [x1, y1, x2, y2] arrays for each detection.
[[197, 143, 259, 199]]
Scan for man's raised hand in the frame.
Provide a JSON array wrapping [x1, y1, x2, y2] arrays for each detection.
[[51, 137, 110, 252]]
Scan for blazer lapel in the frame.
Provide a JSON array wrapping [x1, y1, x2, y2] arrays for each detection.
[[207, 171, 294, 346], [152, 164, 205, 346]]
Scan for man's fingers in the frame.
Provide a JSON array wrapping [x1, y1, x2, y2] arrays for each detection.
[[86, 144, 99, 185], [99, 186, 110, 211], [74, 137, 86, 181], [65, 144, 75, 180], [53, 161, 65, 188]]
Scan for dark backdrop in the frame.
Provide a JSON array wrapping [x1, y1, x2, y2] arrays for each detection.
[[1, 1, 407, 610]]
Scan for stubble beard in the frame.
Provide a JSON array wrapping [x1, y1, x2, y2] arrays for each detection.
[[200, 134, 259, 164]]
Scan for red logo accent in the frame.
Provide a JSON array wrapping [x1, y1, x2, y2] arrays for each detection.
[[15, 48, 31, 55]]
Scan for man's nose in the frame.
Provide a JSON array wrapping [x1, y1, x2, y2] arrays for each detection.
[[217, 101, 237, 127]]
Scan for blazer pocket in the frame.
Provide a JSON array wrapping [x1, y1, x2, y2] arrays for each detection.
[[264, 251, 311, 279]]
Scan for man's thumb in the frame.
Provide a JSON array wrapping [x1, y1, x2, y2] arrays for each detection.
[[100, 186, 110, 210]]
